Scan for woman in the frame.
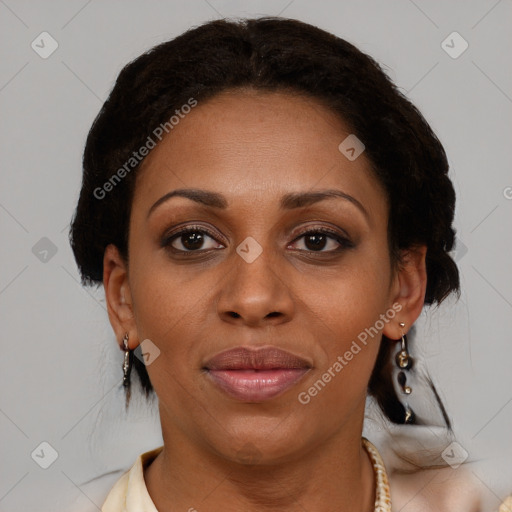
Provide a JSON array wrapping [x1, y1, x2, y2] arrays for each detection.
[[69, 17, 511, 512]]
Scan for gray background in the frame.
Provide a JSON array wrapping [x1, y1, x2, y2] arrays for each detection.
[[1, 0, 511, 511]]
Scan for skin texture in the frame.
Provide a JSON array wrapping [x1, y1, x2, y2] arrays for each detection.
[[103, 89, 427, 512]]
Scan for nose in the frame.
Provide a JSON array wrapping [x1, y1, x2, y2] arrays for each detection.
[[217, 244, 295, 328]]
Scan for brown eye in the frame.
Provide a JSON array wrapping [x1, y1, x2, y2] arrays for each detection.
[[162, 227, 224, 252], [289, 229, 352, 253]]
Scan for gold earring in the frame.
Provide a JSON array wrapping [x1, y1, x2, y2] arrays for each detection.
[[395, 322, 415, 424]]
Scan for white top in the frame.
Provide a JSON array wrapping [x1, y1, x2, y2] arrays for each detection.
[[101, 445, 162, 512], [100, 442, 512, 512]]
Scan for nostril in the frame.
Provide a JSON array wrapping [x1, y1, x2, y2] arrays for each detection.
[[229, 312, 241, 318]]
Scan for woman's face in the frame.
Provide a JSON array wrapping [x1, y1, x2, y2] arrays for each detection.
[[106, 89, 417, 463]]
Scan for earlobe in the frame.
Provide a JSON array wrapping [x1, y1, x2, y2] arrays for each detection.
[[383, 245, 427, 340], [103, 244, 137, 349]]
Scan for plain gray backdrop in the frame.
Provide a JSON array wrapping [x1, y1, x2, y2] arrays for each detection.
[[1, 1, 511, 511]]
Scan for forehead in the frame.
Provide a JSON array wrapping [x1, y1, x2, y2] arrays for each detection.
[[132, 89, 386, 213]]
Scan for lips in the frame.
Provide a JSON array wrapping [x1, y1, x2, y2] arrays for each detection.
[[203, 347, 312, 402]]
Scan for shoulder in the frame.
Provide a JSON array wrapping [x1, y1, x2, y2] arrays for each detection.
[[99, 446, 163, 512], [62, 448, 161, 511], [364, 424, 511, 512], [499, 496, 512, 512], [100, 470, 130, 512], [390, 466, 512, 512], [66, 468, 127, 512], [389, 465, 482, 512]]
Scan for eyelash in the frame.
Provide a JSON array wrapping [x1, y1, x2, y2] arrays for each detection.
[[161, 224, 353, 255]]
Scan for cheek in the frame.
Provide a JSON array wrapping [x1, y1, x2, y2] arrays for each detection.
[[127, 251, 207, 372], [129, 236, 206, 329], [293, 249, 391, 405], [295, 244, 392, 334], [296, 347, 378, 429], [296, 274, 386, 416]]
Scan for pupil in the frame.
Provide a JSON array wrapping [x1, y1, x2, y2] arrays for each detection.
[[305, 233, 326, 251], [180, 232, 328, 251], [183, 232, 204, 250]]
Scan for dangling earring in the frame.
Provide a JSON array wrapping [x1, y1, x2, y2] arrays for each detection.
[[122, 333, 133, 409], [395, 322, 416, 424], [122, 333, 132, 387]]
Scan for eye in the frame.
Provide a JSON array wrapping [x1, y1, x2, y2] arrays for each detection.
[[161, 225, 353, 255], [162, 226, 224, 252], [289, 228, 352, 252]]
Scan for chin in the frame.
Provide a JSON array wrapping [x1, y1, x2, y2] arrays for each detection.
[[204, 415, 315, 466]]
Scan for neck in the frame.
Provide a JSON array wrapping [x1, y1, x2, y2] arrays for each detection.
[[145, 414, 375, 511]]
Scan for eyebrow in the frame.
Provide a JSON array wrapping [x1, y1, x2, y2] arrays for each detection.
[[147, 188, 368, 220]]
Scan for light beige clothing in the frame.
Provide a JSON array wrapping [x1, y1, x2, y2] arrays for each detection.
[[100, 444, 511, 512], [101, 446, 162, 512]]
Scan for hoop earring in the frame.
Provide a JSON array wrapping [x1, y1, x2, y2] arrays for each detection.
[[395, 322, 415, 424], [122, 333, 133, 388]]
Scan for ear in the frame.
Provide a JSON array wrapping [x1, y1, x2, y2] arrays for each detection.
[[383, 244, 427, 341], [103, 243, 139, 350]]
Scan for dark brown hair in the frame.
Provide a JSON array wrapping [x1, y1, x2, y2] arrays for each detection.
[[69, 17, 459, 424]]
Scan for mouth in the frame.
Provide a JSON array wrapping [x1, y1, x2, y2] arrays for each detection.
[[203, 346, 312, 402]]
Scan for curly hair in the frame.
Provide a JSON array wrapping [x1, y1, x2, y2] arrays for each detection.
[[69, 17, 459, 424]]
